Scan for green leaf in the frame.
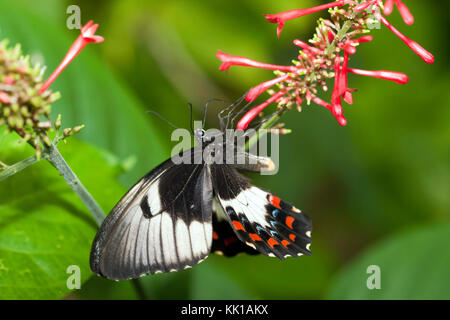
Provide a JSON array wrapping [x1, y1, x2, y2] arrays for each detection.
[[0, 133, 126, 299], [0, 0, 168, 186], [327, 221, 450, 299]]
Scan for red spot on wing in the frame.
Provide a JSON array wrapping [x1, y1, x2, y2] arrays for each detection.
[[232, 220, 246, 232], [249, 233, 262, 241], [285, 216, 295, 229], [281, 240, 290, 247], [213, 231, 219, 240], [267, 237, 279, 248], [268, 195, 281, 209], [289, 234, 296, 241]]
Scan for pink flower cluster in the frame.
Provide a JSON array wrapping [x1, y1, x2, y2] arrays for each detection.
[[216, 0, 434, 130]]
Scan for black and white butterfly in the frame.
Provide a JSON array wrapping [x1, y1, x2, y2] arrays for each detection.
[[90, 99, 312, 280]]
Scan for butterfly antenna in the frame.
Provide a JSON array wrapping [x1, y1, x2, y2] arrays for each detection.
[[218, 92, 246, 120], [247, 108, 283, 133], [219, 91, 248, 130], [229, 98, 254, 129], [202, 102, 208, 129], [187, 103, 194, 133], [202, 97, 231, 130], [146, 110, 180, 130]]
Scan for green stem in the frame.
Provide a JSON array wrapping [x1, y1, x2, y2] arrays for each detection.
[[0, 154, 42, 181], [325, 20, 353, 56], [1, 134, 106, 225], [44, 143, 105, 226], [245, 111, 284, 150]]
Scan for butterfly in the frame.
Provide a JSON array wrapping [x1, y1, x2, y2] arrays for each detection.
[[90, 99, 312, 280]]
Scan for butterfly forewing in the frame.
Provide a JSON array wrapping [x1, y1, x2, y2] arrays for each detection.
[[90, 147, 214, 280]]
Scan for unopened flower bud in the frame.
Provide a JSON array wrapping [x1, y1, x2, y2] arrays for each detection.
[[72, 125, 85, 134], [54, 114, 62, 130], [42, 135, 52, 146], [63, 128, 72, 136]]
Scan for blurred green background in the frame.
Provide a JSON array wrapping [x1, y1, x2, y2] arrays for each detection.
[[0, 0, 449, 299]]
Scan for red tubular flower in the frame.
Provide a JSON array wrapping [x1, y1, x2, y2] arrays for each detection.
[[0, 91, 10, 103], [347, 67, 409, 84], [327, 31, 335, 43], [338, 60, 347, 97], [264, 0, 352, 37], [305, 89, 312, 104], [245, 74, 290, 102], [237, 91, 286, 130], [293, 39, 323, 55], [4, 75, 14, 85], [295, 88, 303, 107], [351, 35, 374, 44], [339, 41, 357, 55], [312, 95, 347, 126], [322, 19, 336, 29], [332, 56, 341, 103], [345, 44, 356, 55], [395, 0, 414, 25], [333, 100, 347, 126], [216, 51, 296, 72], [342, 91, 353, 105], [384, 0, 414, 25], [312, 95, 331, 109], [338, 51, 354, 104], [329, 55, 347, 126], [39, 20, 104, 94], [354, 0, 378, 12], [384, 0, 395, 15], [373, 11, 434, 64]]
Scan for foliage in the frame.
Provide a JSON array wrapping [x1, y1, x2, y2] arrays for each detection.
[[0, 0, 448, 299], [0, 131, 125, 299], [328, 221, 450, 299]]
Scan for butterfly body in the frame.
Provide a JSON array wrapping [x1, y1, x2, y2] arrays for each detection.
[[90, 127, 312, 280]]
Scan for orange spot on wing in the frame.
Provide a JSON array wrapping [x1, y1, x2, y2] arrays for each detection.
[[249, 233, 262, 241], [268, 195, 281, 209], [289, 234, 296, 241], [232, 220, 246, 232], [281, 240, 290, 247], [213, 231, 219, 240], [267, 237, 279, 248], [285, 216, 295, 229]]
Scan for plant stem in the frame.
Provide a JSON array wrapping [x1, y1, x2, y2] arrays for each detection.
[[245, 111, 284, 150], [44, 143, 105, 226], [325, 20, 353, 56], [0, 154, 42, 181], [1, 133, 106, 225]]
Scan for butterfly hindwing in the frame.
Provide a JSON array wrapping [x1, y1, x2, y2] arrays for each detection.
[[210, 164, 312, 259], [90, 147, 214, 280], [211, 199, 259, 257]]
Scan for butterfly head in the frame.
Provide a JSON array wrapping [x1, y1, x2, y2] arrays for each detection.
[[194, 128, 223, 146]]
